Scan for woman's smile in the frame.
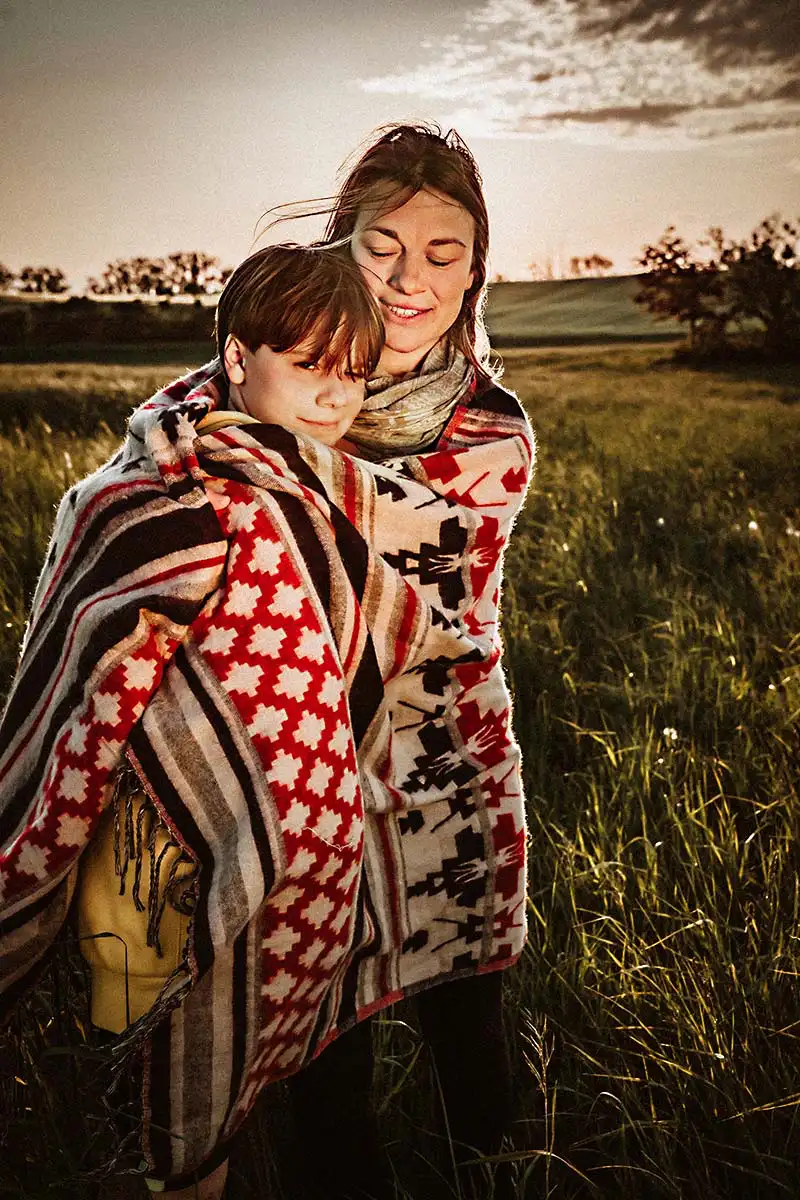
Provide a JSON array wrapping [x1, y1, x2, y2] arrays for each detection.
[[382, 300, 433, 322]]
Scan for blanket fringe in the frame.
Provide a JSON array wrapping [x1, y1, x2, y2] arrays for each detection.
[[111, 767, 196, 958]]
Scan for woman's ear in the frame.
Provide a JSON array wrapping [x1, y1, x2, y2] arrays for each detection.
[[223, 335, 247, 385]]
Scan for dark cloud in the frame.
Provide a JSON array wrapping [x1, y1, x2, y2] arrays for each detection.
[[573, 0, 800, 72], [541, 102, 691, 126], [360, 0, 800, 143], [772, 78, 800, 101], [702, 115, 800, 137]]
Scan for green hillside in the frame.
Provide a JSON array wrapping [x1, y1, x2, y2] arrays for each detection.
[[485, 274, 681, 344]]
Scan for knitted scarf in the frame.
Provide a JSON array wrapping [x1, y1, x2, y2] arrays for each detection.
[[348, 342, 473, 460], [0, 359, 534, 1185]]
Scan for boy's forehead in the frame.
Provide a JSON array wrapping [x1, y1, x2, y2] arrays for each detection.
[[291, 317, 352, 355]]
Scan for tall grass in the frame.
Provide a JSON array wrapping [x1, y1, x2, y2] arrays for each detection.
[[499, 346, 800, 1198], [1, 346, 799, 1197]]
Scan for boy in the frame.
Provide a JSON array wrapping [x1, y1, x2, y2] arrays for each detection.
[[74, 243, 383, 1198]]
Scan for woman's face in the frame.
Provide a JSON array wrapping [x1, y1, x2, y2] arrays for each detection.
[[351, 187, 475, 377]]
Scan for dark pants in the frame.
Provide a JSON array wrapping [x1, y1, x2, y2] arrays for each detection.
[[286, 970, 514, 1200]]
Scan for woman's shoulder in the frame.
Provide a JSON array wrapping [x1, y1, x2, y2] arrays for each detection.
[[438, 372, 534, 461], [470, 375, 525, 418]]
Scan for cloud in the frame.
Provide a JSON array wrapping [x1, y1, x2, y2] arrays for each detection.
[[536, 103, 693, 126], [573, 1, 800, 73], [358, 0, 800, 144]]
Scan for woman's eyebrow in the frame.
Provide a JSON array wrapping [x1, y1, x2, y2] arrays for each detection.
[[365, 225, 401, 241], [365, 225, 467, 250]]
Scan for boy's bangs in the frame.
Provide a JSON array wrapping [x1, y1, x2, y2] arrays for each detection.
[[289, 280, 383, 379], [218, 243, 384, 378]]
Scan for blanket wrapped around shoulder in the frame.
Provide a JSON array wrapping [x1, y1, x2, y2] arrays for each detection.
[[0, 359, 534, 1182]]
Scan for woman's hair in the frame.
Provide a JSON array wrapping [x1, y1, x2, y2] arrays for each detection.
[[323, 123, 494, 381], [215, 243, 384, 379]]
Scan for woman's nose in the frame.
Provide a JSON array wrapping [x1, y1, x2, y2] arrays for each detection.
[[388, 254, 425, 294]]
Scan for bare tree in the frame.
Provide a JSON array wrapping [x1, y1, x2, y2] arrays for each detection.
[[529, 259, 555, 281]]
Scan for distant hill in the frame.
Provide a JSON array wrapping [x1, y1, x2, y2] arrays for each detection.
[[485, 275, 681, 345]]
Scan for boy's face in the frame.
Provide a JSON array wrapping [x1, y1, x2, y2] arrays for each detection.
[[225, 335, 365, 447]]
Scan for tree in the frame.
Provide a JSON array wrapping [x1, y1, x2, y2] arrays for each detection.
[[569, 254, 614, 277], [17, 266, 69, 295], [165, 251, 227, 298], [708, 216, 800, 354], [88, 256, 174, 298], [88, 252, 229, 299], [636, 216, 800, 357], [635, 228, 726, 349], [0, 263, 14, 291], [529, 259, 555, 281]]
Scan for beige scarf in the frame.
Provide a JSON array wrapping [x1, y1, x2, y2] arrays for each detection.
[[347, 341, 474, 460]]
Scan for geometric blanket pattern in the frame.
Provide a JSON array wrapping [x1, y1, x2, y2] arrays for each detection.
[[0, 360, 534, 1181]]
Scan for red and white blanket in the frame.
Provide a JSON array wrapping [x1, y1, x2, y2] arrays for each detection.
[[0, 360, 534, 1182]]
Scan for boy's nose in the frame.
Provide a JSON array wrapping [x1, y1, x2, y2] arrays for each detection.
[[318, 375, 351, 408]]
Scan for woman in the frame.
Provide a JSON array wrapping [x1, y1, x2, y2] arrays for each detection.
[[0, 124, 534, 1200], [287, 124, 532, 1200]]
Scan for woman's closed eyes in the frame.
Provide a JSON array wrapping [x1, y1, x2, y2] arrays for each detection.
[[365, 246, 458, 269]]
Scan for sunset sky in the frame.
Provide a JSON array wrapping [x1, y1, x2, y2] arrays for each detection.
[[1, 0, 798, 287]]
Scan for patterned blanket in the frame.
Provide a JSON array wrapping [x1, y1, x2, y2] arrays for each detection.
[[0, 360, 534, 1182]]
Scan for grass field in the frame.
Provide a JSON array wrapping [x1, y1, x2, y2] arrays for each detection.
[[1, 344, 799, 1198]]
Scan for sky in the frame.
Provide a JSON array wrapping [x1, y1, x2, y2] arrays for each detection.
[[1, 0, 799, 286]]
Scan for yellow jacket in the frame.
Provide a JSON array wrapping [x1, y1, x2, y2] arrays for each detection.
[[77, 796, 193, 1033]]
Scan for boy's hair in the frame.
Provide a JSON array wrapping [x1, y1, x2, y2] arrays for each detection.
[[215, 243, 384, 378]]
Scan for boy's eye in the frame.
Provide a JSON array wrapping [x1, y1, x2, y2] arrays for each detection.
[[296, 360, 319, 371], [429, 258, 454, 268], [368, 249, 394, 259]]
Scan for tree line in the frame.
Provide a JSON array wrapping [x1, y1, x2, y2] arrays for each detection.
[[3, 218, 798, 361], [523, 253, 614, 282], [6, 252, 617, 295], [636, 213, 800, 359], [0, 253, 232, 299]]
